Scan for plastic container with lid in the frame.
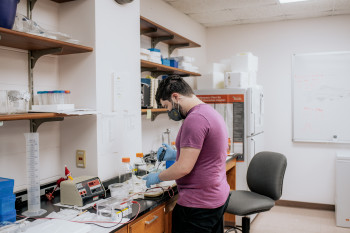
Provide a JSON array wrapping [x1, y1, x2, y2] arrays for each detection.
[[53, 90, 65, 104], [120, 157, 134, 194]]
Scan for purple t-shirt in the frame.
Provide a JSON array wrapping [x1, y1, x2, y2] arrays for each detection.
[[175, 104, 230, 209]]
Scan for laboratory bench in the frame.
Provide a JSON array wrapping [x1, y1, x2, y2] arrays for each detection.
[[14, 154, 237, 233]]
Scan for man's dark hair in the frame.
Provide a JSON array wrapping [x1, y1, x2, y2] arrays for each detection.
[[155, 75, 194, 106]]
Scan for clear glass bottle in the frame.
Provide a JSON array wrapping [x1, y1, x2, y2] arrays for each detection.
[[120, 157, 134, 194], [134, 153, 147, 176]]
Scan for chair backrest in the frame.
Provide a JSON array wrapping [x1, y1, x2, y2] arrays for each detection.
[[247, 151, 287, 200]]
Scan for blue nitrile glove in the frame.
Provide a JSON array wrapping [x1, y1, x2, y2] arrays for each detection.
[[142, 172, 162, 188], [157, 143, 176, 161]]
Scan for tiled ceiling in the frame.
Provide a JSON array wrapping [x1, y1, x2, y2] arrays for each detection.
[[162, 0, 350, 27]]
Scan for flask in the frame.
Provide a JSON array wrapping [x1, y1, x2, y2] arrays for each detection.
[[134, 153, 147, 176], [120, 157, 134, 194]]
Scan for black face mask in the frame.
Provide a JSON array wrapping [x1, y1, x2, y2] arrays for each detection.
[[168, 100, 186, 121]]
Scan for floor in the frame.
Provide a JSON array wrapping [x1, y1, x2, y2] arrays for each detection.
[[230, 206, 350, 233]]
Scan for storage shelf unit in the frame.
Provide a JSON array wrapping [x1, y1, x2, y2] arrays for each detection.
[[140, 16, 201, 120], [0, 113, 78, 121], [141, 108, 168, 121], [141, 59, 201, 77], [0, 27, 93, 55], [140, 16, 200, 53]]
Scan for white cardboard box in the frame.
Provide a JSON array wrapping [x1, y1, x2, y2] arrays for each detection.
[[225, 72, 249, 88]]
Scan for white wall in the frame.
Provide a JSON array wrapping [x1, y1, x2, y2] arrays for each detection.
[[140, 0, 207, 153], [94, 0, 141, 180], [206, 15, 350, 204], [0, 0, 62, 191]]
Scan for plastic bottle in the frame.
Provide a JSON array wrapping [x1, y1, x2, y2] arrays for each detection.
[[227, 138, 232, 155], [171, 141, 176, 150], [120, 157, 134, 194], [134, 153, 147, 176]]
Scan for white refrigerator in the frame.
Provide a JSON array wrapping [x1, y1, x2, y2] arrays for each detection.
[[195, 86, 264, 192]]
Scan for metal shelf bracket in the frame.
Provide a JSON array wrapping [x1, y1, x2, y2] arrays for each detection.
[[169, 43, 190, 56], [30, 117, 64, 133], [141, 28, 157, 35], [151, 71, 171, 78], [151, 35, 174, 48], [30, 48, 63, 69]]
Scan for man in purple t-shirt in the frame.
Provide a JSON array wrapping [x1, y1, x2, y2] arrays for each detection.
[[143, 76, 230, 233]]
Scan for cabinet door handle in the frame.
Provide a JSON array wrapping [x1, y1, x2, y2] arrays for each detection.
[[145, 215, 158, 225]]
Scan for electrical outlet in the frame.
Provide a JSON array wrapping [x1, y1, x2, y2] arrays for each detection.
[[76, 150, 86, 168]]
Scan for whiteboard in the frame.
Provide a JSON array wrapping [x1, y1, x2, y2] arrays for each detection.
[[292, 51, 350, 143]]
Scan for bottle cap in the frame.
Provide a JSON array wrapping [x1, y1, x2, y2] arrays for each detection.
[[65, 90, 71, 94], [171, 141, 176, 145], [122, 157, 130, 163], [136, 153, 143, 158]]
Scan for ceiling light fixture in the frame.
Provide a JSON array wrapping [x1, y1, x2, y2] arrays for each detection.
[[279, 0, 308, 3]]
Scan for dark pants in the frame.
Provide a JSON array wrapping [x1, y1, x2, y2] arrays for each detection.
[[172, 194, 230, 233]]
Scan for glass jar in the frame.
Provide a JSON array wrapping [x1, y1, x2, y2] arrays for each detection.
[[0, 90, 8, 114], [7, 90, 30, 114]]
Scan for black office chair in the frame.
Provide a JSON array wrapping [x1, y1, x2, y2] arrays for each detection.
[[225, 151, 287, 233]]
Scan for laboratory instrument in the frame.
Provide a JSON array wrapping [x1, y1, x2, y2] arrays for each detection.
[[60, 176, 105, 207]]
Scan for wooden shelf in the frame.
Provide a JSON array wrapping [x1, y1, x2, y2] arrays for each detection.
[[141, 59, 201, 77], [140, 16, 200, 49], [141, 109, 168, 114], [0, 27, 93, 55], [0, 113, 80, 121]]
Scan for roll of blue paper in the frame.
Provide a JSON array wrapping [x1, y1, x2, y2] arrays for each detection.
[[0, 0, 20, 29]]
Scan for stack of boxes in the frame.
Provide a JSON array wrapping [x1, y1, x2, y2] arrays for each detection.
[[0, 177, 16, 224]]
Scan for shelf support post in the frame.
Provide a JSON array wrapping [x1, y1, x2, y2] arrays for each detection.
[[168, 43, 190, 56], [28, 48, 62, 107], [27, 0, 37, 19], [151, 35, 174, 48], [30, 117, 64, 133]]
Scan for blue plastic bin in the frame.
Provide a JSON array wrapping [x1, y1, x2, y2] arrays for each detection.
[[0, 0, 20, 29], [0, 178, 14, 195], [148, 48, 161, 52], [0, 194, 15, 214], [0, 209, 16, 223], [162, 58, 170, 66], [169, 59, 178, 68]]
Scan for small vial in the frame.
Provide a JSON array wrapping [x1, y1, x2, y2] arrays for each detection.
[[64, 90, 71, 104]]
